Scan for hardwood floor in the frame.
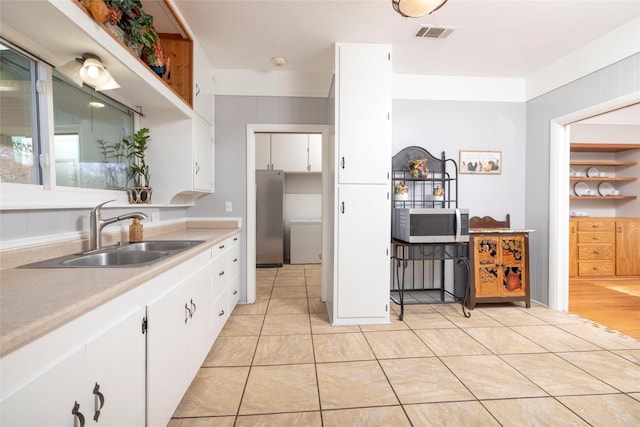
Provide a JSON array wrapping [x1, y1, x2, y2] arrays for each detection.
[[569, 277, 640, 340]]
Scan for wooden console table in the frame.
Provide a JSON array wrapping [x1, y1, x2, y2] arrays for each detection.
[[468, 229, 534, 309]]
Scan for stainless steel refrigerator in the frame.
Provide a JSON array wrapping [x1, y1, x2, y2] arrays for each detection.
[[256, 170, 285, 267]]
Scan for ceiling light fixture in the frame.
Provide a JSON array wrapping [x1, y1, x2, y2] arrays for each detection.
[[57, 53, 120, 91], [271, 57, 287, 67], [392, 0, 448, 18]]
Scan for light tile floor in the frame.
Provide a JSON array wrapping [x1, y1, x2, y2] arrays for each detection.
[[169, 264, 640, 426]]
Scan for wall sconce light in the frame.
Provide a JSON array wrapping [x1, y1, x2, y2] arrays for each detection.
[[57, 53, 120, 91], [392, 0, 448, 18]]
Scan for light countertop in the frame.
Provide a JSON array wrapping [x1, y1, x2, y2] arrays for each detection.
[[0, 221, 241, 357]]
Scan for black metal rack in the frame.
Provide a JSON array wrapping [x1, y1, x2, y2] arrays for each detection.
[[390, 146, 470, 319]]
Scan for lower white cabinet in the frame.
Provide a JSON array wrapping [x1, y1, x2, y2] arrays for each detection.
[[1, 307, 146, 427], [333, 185, 390, 322], [146, 254, 213, 427], [1, 232, 242, 427]]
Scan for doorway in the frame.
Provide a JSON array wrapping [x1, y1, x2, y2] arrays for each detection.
[[245, 124, 329, 304], [548, 93, 640, 315]]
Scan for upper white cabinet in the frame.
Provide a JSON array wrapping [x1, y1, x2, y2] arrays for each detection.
[[271, 134, 310, 172], [336, 43, 391, 184], [147, 115, 214, 204], [309, 134, 323, 172], [193, 41, 214, 125], [255, 133, 322, 172]]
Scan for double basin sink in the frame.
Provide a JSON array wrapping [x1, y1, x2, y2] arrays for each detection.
[[20, 240, 205, 268]]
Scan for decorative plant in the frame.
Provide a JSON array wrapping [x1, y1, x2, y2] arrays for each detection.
[[123, 128, 151, 187], [104, 0, 159, 65]]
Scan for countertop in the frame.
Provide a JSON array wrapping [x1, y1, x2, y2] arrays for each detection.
[[0, 221, 241, 357]]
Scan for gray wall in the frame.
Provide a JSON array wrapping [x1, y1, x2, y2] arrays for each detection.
[[525, 52, 640, 305], [188, 96, 329, 301]]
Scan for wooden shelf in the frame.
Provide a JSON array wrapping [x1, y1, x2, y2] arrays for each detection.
[[570, 143, 640, 152], [569, 177, 637, 182], [570, 195, 637, 200], [570, 161, 637, 166]]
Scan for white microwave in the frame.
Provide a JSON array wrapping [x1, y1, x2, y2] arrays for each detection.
[[392, 208, 470, 243]]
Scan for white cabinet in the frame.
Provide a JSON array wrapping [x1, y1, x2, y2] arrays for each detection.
[[1, 308, 146, 427], [193, 42, 214, 124], [255, 133, 321, 172], [146, 254, 214, 427], [328, 43, 392, 325], [336, 186, 390, 319], [336, 43, 391, 184], [271, 134, 309, 172], [211, 234, 241, 339], [256, 133, 272, 171], [148, 114, 214, 204], [309, 134, 323, 172]]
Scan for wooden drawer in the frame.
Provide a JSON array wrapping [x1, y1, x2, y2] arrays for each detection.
[[577, 232, 614, 244], [578, 244, 613, 260], [579, 261, 615, 276], [578, 220, 614, 232]]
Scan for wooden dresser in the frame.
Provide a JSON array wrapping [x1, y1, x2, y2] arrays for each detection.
[[570, 217, 640, 277]]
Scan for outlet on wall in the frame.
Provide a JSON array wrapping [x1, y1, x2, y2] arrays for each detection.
[[225, 201, 232, 212]]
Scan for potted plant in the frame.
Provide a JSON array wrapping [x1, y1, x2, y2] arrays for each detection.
[[123, 127, 152, 204]]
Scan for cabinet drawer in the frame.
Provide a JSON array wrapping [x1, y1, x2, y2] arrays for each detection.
[[578, 261, 615, 276], [578, 244, 614, 260], [577, 232, 614, 244], [578, 221, 614, 232]]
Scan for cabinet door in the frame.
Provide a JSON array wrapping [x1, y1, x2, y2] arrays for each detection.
[[308, 133, 322, 172], [185, 261, 214, 379], [336, 43, 391, 184], [472, 235, 501, 297], [616, 220, 640, 275], [146, 281, 190, 427], [83, 307, 146, 426], [336, 185, 390, 319], [271, 133, 309, 172], [193, 42, 214, 124], [255, 133, 271, 170], [499, 235, 526, 297], [1, 349, 85, 427], [569, 220, 578, 277], [194, 115, 214, 191]]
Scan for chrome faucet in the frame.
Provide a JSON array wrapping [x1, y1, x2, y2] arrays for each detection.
[[89, 200, 147, 251]]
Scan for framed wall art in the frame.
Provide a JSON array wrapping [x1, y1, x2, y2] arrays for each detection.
[[459, 150, 502, 174]]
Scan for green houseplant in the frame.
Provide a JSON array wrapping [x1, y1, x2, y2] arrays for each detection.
[[123, 127, 152, 203]]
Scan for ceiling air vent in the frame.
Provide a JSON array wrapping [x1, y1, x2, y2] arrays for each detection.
[[415, 25, 455, 39]]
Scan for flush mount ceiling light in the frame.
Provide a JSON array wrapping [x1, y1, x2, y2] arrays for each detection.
[[57, 53, 120, 91], [271, 57, 287, 67], [392, 0, 448, 18]]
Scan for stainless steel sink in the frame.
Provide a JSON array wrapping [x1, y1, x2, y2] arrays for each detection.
[[117, 240, 204, 252], [61, 251, 170, 267], [18, 240, 206, 268]]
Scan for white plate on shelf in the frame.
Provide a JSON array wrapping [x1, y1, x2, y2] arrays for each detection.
[[570, 167, 576, 177], [587, 167, 600, 178], [574, 182, 590, 196], [598, 182, 614, 196]]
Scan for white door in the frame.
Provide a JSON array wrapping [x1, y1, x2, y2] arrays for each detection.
[[146, 281, 190, 427], [336, 43, 391, 185], [309, 133, 322, 172], [83, 307, 146, 426], [271, 133, 308, 172], [255, 133, 271, 170], [336, 185, 390, 319], [185, 261, 214, 379], [193, 115, 214, 191]]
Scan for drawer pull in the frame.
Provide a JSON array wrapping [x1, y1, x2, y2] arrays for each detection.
[[219, 270, 225, 276], [233, 237, 238, 241], [72, 402, 85, 427], [219, 244, 225, 249], [233, 258, 238, 263], [219, 309, 225, 316], [93, 382, 105, 422], [233, 290, 238, 295]]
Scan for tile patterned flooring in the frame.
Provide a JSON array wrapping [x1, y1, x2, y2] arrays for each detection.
[[169, 264, 640, 426]]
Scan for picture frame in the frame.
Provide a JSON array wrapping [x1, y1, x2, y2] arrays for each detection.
[[459, 150, 502, 174]]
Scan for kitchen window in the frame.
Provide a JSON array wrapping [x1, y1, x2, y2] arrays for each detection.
[[0, 39, 136, 201]]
